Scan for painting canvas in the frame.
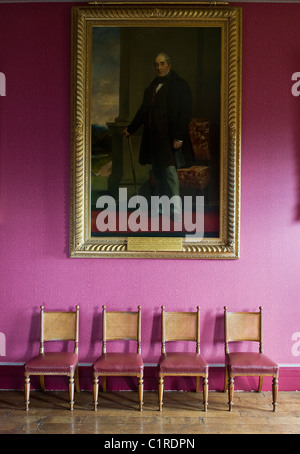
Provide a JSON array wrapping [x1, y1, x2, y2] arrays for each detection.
[[91, 26, 220, 238]]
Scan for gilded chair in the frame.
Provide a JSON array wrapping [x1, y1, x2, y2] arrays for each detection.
[[93, 305, 144, 411], [224, 306, 279, 411], [158, 306, 208, 411], [24, 305, 80, 411]]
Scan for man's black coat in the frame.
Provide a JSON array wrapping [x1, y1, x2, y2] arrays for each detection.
[[127, 70, 193, 168]]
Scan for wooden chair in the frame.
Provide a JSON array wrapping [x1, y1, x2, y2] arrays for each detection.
[[224, 306, 279, 411], [158, 306, 208, 411], [24, 305, 80, 411], [93, 305, 144, 411]]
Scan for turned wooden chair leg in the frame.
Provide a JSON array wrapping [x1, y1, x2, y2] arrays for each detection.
[[158, 375, 164, 411], [40, 375, 45, 391], [93, 375, 99, 410], [224, 368, 228, 392], [69, 375, 75, 411], [75, 366, 80, 393], [203, 376, 208, 411], [138, 375, 144, 411], [228, 376, 234, 411], [102, 376, 107, 392], [272, 376, 278, 412], [196, 376, 200, 393], [25, 375, 30, 411]]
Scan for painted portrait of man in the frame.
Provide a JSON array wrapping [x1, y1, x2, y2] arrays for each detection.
[[90, 26, 221, 239]]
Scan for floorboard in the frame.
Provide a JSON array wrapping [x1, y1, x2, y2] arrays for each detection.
[[0, 390, 299, 435]]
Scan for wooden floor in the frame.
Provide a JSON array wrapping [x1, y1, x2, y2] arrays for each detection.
[[0, 390, 299, 435]]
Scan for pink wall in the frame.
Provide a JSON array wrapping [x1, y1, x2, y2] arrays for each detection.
[[1, 2, 300, 390]]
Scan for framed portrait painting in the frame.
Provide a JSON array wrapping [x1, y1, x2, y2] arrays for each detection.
[[70, 2, 242, 259]]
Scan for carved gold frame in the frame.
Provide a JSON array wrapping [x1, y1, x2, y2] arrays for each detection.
[[70, 2, 242, 259]]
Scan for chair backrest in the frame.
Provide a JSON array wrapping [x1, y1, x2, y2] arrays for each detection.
[[40, 305, 79, 354], [224, 306, 263, 354], [161, 306, 200, 354], [102, 305, 141, 354]]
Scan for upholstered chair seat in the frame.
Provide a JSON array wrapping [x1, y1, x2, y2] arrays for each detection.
[[25, 352, 78, 375], [93, 352, 143, 374], [226, 352, 279, 376], [159, 352, 208, 375]]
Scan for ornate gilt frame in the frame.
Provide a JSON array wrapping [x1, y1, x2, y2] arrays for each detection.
[[70, 2, 242, 259]]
